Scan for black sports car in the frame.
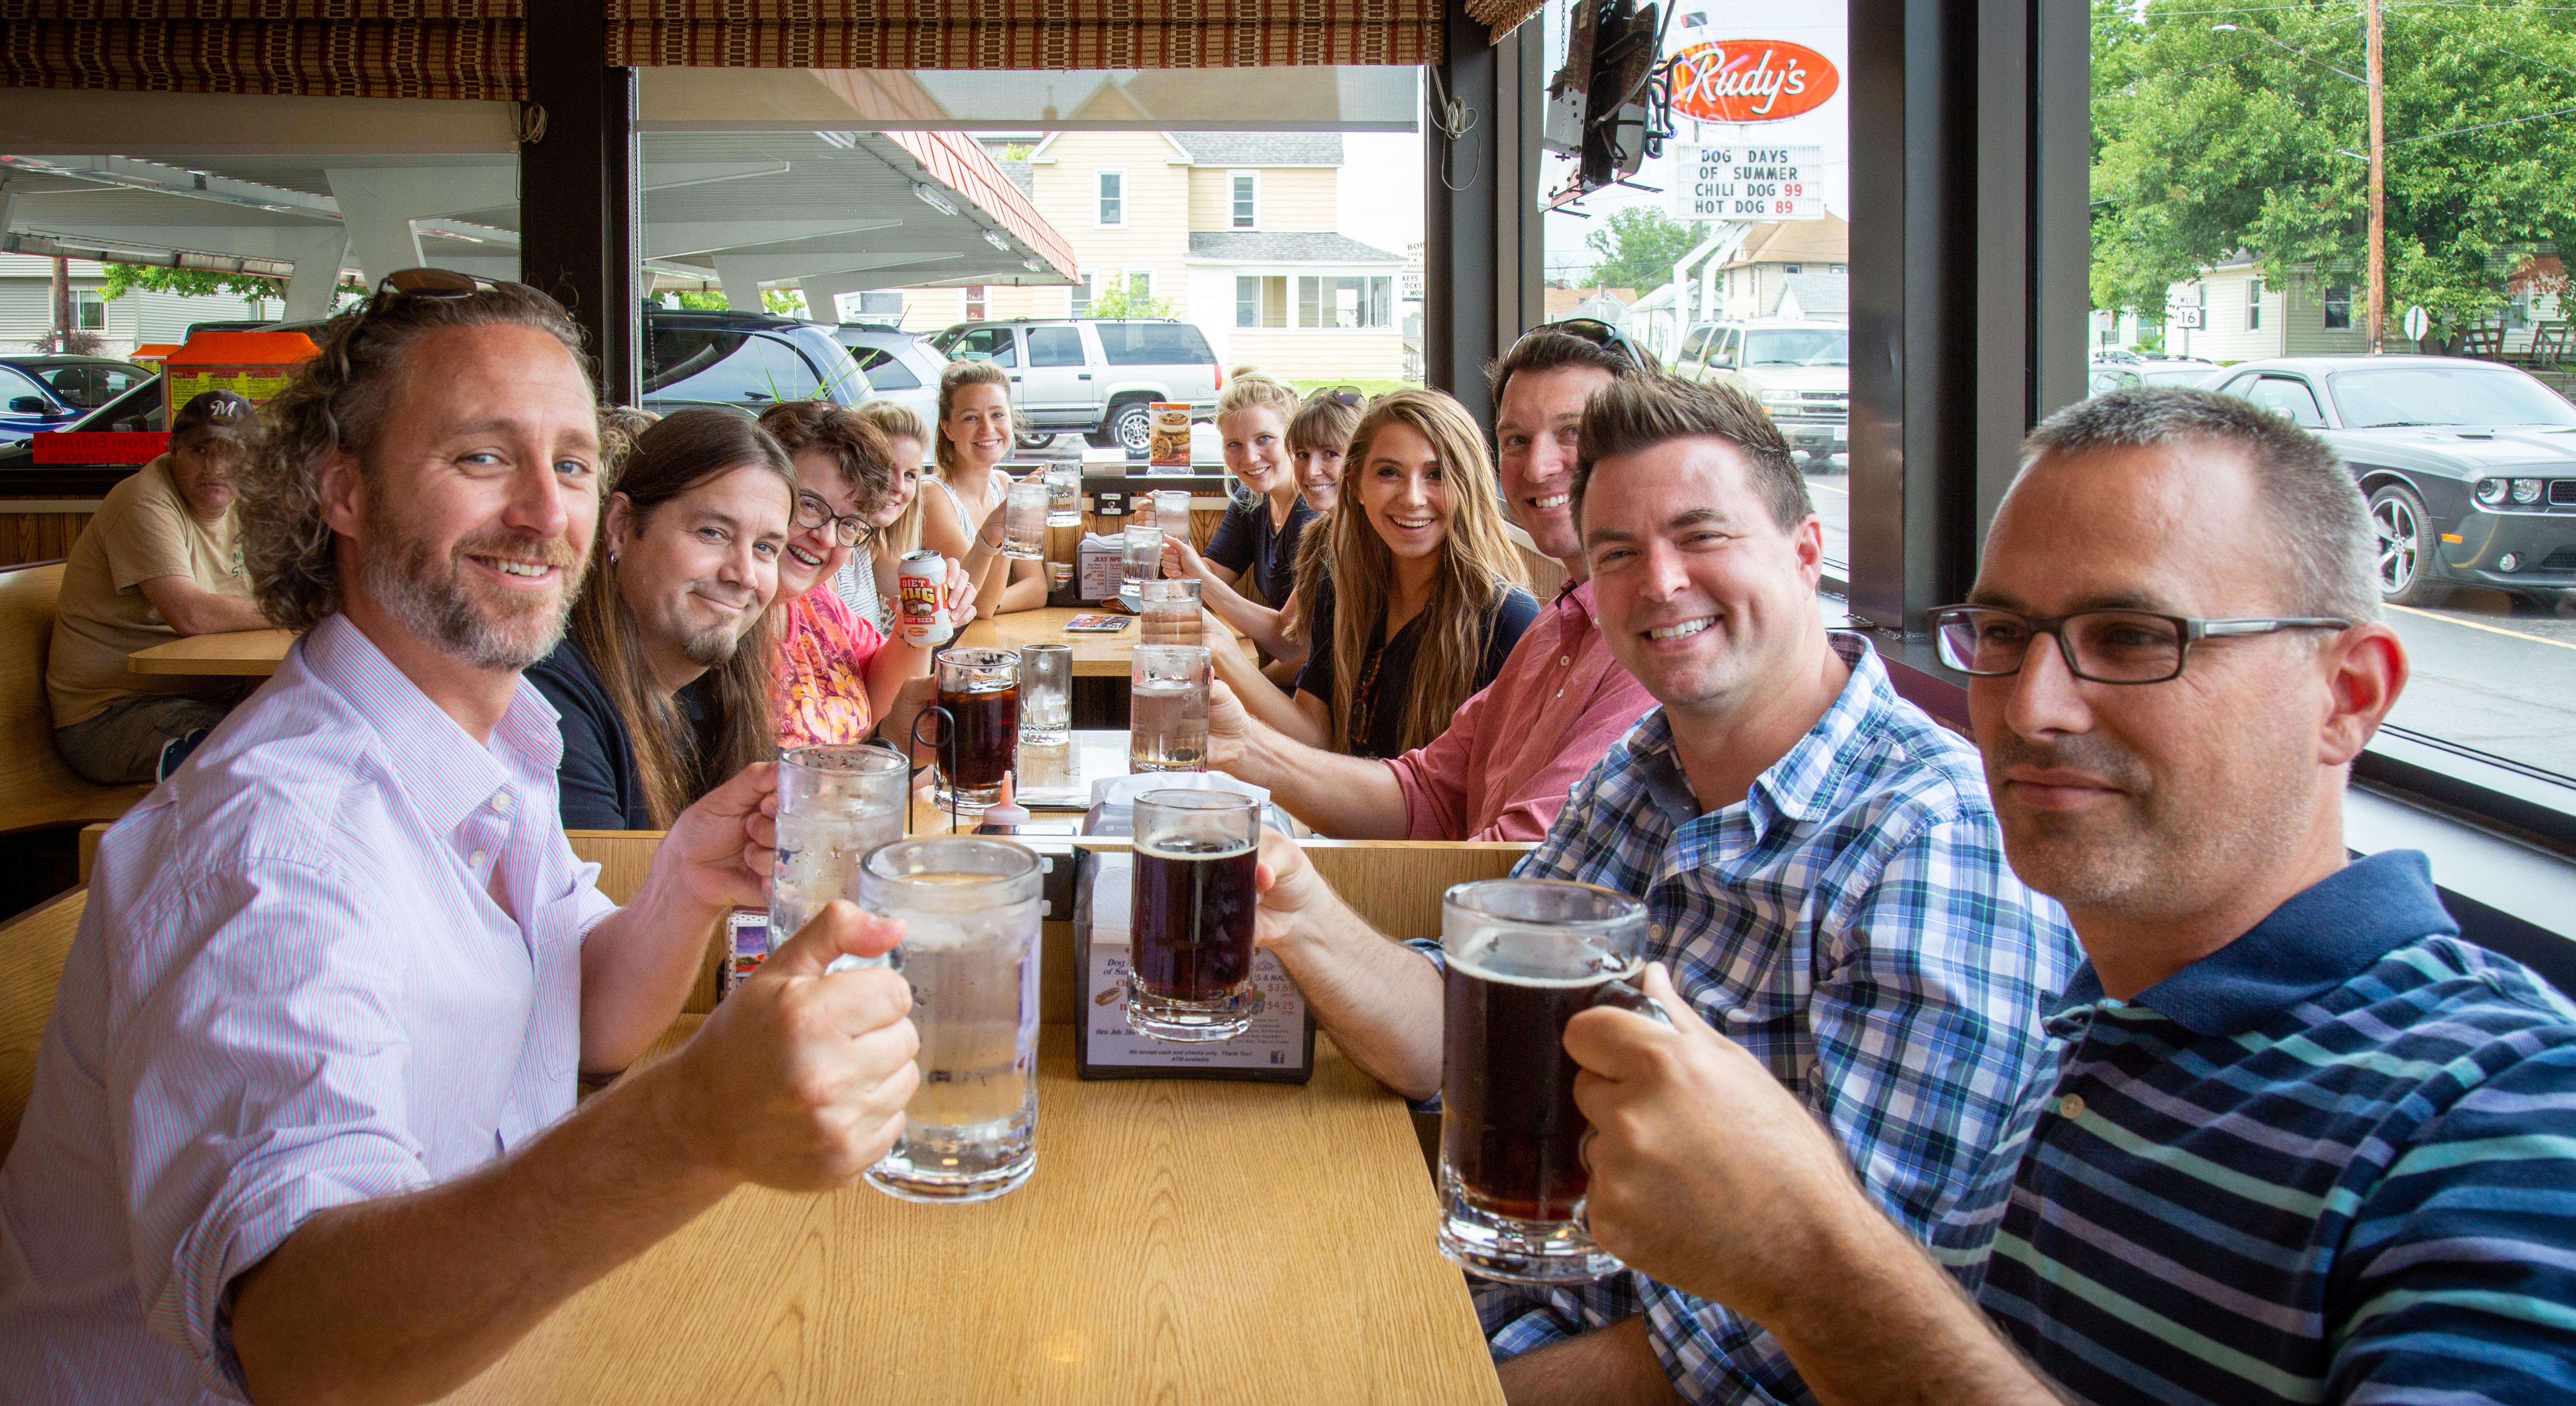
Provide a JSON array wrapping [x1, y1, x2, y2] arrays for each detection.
[[2208, 356, 2576, 607]]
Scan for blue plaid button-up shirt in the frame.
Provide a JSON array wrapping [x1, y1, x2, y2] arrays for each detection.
[[1474, 633, 2081, 1404]]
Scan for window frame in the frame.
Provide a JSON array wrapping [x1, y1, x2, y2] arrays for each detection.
[[1229, 170, 1259, 230], [1095, 167, 1126, 229], [1816, 0, 2576, 976]]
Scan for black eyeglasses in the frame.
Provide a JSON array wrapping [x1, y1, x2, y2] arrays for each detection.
[[1929, 605, 2356, 685], [793, 492, 873, 548]]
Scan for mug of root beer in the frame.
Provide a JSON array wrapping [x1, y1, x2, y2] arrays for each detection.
[[931, 647, 1018, 813], [898, 549, 953, 648], [1436, 878, 1669, 1285]]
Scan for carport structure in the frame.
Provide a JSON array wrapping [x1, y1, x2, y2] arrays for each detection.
[[0, 121, 1080, 365]]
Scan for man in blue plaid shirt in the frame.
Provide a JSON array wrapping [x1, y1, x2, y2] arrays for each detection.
[[1250, 374, 2080, 1404]]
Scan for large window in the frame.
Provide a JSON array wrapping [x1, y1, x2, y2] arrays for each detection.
[[1236, 274, 1288, 327], [1295, 274, 1394, 330], [2092, 0, 2576, 798], [1096, 169, 1124, 227]]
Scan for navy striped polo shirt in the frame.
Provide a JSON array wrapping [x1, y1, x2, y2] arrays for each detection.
[[1948, 850, 2576, 1404]]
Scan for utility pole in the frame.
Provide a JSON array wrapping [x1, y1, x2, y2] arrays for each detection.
[[2367, 0, 2386, 353], [48, 255, 69, 354]]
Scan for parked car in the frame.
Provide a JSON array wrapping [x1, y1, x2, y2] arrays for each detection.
[[0, 356, 154, 447], [2208, 355, 2576, 607], [2088, 357, 2222, 397], [640, 309, 869, 416], [0, 370, 167, 493], [189, 308, 873, 420], [826, 324, 944, 458], [1669, 320, 1848, 468], [928, 318, 1220, 453]]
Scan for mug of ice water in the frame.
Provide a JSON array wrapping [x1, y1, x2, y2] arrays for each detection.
[[856, 837, 1045, 1204], [1130, 644, 1212, 772], [769, 743, 908, 960]]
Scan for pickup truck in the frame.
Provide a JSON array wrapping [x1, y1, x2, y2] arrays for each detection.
[[1671, 319, 1850, 469], [930, 318, 1221, 452]]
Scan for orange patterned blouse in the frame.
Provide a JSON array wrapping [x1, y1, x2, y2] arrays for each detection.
[[773, 583, 886, 749]]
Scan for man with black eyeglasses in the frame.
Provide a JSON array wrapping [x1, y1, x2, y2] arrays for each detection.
[[1562, 387, 2576, 1404]]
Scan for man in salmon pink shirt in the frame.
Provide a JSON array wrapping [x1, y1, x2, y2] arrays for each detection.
[[1206, 328, 1655, 840]]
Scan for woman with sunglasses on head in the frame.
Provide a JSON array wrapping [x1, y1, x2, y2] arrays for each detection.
[[841, 400, 932, 640], [1224, 388, 1538, 759], [921, 360, 1047, 620], [756, 401, 975, 751], [1163, 374, 1344, 667]]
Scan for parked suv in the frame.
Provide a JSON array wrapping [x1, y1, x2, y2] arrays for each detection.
[[827, 324, 943, 455], [1670, 320, 1850, 468], [929, 318, 1220, 452]]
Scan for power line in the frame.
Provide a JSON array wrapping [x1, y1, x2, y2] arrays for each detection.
[[2389, 9, 2576, 80], [2385, 97, 2576, 140]]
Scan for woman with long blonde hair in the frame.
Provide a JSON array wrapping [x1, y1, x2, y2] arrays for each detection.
[[920, 358, 1046, 619], [845, 399, 932, 638], [1233, 388, 1537, 758], [1162, 373, 1322, 667]]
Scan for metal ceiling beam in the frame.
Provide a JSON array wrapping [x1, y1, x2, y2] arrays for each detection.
[[643, 218, 903, 260]]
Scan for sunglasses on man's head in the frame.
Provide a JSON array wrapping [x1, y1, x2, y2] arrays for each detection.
[[1510, 318, 1643, 370], [374, 267, 542, 301]]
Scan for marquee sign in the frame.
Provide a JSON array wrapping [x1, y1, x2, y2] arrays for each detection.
[[1665, 40, 1840, 123]]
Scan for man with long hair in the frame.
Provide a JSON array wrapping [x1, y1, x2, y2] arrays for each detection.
[[1203, 330, 1657, 841], [0, 276, 922, 1403], [1248, 374, 2080, 1405], [526, 408, 794, 828]]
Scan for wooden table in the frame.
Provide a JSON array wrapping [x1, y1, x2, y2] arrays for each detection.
[[127, 626, 294, 676], [444, 1029, 1504, 1404], [956, 605, 1214, 678], [125, 608, 1179, 680]]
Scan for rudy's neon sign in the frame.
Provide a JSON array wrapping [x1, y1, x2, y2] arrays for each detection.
[[1666, 40, 1840, 123]]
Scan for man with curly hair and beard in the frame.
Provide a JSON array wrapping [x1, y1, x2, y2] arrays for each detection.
[[0, 275, 924, 1404]]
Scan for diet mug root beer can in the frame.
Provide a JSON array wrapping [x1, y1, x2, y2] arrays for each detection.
[[898, 549, 953, 648]]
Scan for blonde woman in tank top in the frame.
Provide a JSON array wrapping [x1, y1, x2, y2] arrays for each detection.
[[920, 359, 1046, 619]]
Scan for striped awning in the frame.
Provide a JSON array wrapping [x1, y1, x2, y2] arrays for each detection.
[[609, 2, 1444, 69], [0, 2, 527, 102], [1465, 0, 1545, 46], [0, 2, 1440, 103]]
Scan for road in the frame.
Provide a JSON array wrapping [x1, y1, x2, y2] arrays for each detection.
[[1804, 464, 2576, 782]]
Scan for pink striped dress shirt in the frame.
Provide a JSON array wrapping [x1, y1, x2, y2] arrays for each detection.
[[0, 612, 616, 1403], [1383, 578, 1658, 842]]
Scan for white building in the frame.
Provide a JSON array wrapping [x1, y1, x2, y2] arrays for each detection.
[[0, 255, 272, 359]]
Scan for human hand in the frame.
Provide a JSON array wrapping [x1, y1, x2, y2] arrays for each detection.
[[939, 554, 978, 626], [1566, 963, 1870, 1321], [1162, 536, 1206, 582], [1248, 826, 1338, 952], [666, 901, 919, 1191], [653, 761, 780, 913], [1207, 678, 1251, 770]]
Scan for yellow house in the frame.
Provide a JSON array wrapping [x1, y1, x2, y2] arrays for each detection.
[[889, 130, 1406, 382]]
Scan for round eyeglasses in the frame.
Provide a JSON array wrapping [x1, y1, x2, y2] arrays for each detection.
[[793, 492, 873, 548]]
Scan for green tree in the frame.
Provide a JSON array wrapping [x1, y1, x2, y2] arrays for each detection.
[[1581, 207, 1708, 289], [1085, 280, 1175, 319], [763, 288, 809, 318], [2092, 0, 2576, 340], [99, 263, 281, 303]]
